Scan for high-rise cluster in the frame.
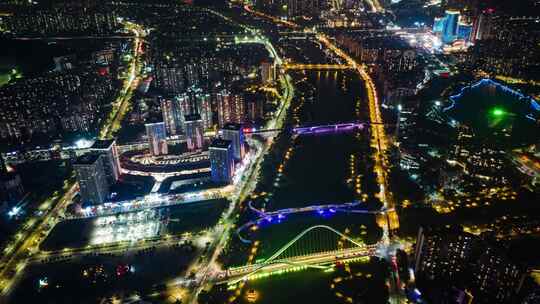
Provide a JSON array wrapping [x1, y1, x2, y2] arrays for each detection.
[[415, 227, 526, 303], [0, 7, 119, 36]]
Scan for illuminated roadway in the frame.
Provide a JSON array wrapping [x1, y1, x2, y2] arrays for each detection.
[[0, 184, 78, 301], [315, 34, 396, 234], [183, 30, 295, 304], [99, 22, 144, 139]]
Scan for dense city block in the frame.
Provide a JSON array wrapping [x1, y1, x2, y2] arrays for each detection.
[[0, 0, 538, 304]]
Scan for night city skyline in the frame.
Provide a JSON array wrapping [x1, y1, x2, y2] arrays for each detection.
[[0, 0, 539, 303]]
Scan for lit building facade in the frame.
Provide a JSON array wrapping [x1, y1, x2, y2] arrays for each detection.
[[217, 89, 245, 127], [433, 10, 462, 44], [90, 139, 121, 185], [184, 114, 204, 151], [471, 10, 495, 42], [145, 122, 168, 156], [74, 154, 109, 206], [414, 227, 525, 303], [195, 92, 213, 130], [161, 97, 180, 136], [260, 60, 275, 84], [209, 138, 234, 184], [221, 122, 245, 161], [443, 11, 460, 43]]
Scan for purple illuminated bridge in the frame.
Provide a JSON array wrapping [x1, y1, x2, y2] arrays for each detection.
[[293, 122, 365, 135], [244, 122, 386, 136]]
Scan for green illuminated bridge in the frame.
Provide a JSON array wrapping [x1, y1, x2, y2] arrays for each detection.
[[216, 225, 381, 285]]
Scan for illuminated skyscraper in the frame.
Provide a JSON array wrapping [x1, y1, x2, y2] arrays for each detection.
[[442, 10, 460, 43], [217, 88, 245, 127], [260, 60, 275, 84], [221, 122, 245, 161], [161, 97, 180, 136], [195, 92, 213, 130], [458, 23, 473, 41], [471, 10, 495, 42], [146, 122, 168, 156], [161, 93, 194, 136], [184, 114, 204, 151], [217, 89, 232, 127], [74, 154, 109, 206], [90, 139, 121, 185], [433, 17, 446, 33], [246, 97, 264, 123], [209, 138, 234, 184]]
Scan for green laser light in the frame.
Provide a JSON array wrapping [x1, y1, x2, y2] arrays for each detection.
[[491, 108, 505, 117]]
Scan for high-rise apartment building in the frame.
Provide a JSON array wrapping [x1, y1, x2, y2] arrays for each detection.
[[90, 139, 121, 185], [195, 92, 213, 130], [74, 154, 109, 206], [217, 89, 245, 127], [414, 227, 525, 304], [184, 114, 204, 151], [161, 97, 180, 136], [260, 60, 276, 84], [154, 64, 185, 94], [145, 122, 168, 156], [221, 122, 245, 161], [209, 138, 234, 184]]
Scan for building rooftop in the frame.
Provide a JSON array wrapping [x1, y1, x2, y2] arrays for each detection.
[[209, 138, 232, 149], [145, 122, 166, 127], [74, 154, 101, 166], [185, 113, 202, 122], [222, 122, 242, 130], [90, 139, 115, 150]]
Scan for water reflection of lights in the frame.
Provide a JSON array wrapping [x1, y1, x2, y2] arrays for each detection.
[[89, 209, 162, 245]]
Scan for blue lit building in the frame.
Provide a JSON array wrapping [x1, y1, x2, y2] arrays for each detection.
[[209, 138, 234, 184], [458, 23, 473, 41], [442, 11, 460, 43], [221, 122, 245, 161], [145, 122, 168, 156], [185, 114, 204, 151], [433, 11, 461, 44], [433, 17, 445, 33]]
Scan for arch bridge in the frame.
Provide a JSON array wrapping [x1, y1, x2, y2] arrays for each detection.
[[217, 225, 380, 285]]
